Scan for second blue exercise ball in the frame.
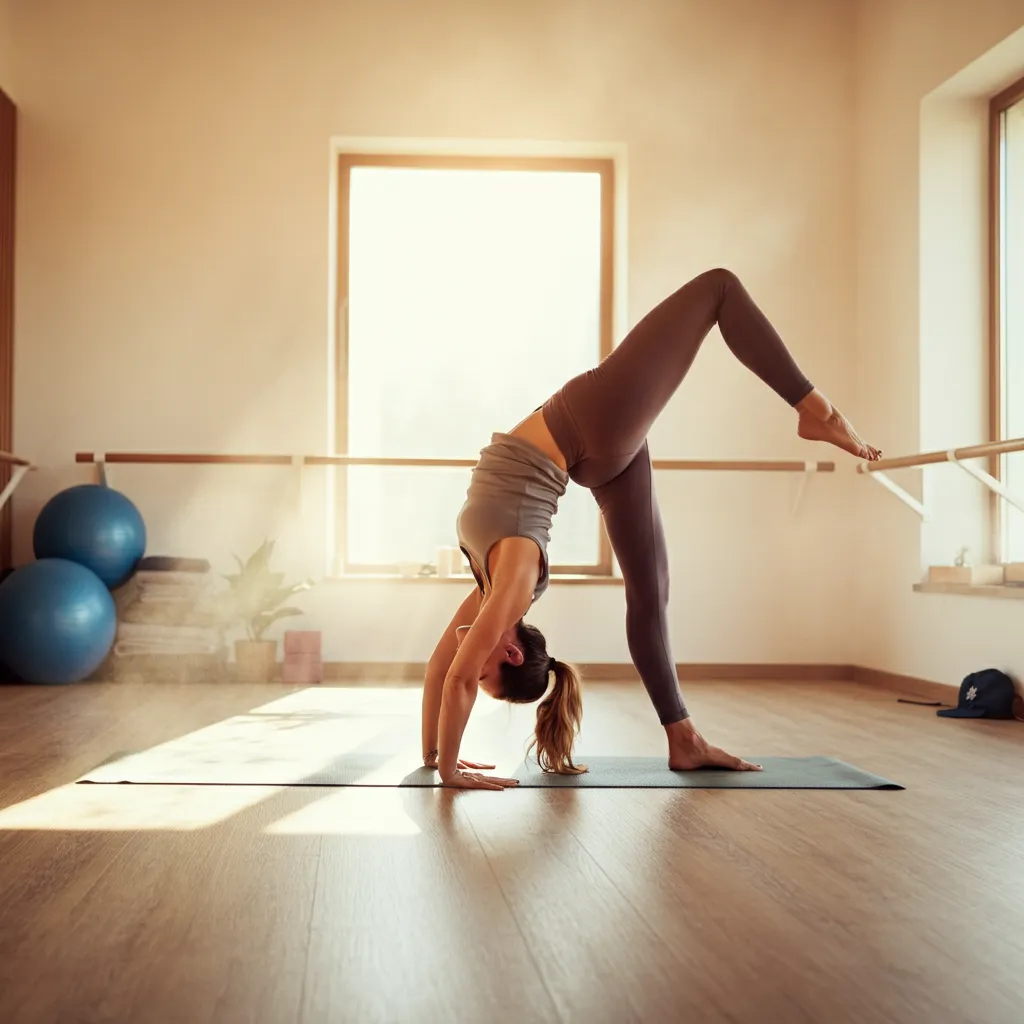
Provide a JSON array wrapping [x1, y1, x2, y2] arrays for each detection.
[[33, 484, 146, 589], [0, 558, 117, 684]]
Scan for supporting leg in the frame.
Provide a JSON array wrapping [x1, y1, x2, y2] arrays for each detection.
[[590, 443, 687, 725], [589, 442, 761, 771]]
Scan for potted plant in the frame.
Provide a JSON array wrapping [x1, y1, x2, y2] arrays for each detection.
[[220, 539, 314, 681]]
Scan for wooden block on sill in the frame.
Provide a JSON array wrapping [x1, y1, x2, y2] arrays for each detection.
[[927, 564, 1005, 586], [1004, 563, 1024, 584]]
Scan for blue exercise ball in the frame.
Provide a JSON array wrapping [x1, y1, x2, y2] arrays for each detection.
[[33, 484, 146, 589], [0, 559, 117, 684]]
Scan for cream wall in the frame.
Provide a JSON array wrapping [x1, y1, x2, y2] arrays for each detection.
[[855, 0, 1024, 688], [4, 0, 860, 665]]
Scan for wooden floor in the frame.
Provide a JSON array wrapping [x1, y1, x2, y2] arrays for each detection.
[[0, 677, 1021, 1024]]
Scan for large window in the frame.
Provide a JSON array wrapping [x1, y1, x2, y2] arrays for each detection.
[[992, 78, 1024, 562], [333, 154, 615, 576]]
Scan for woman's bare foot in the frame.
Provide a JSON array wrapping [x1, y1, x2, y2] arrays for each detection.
[[795, 389, 882, 461], [665, 719, 762, 772]]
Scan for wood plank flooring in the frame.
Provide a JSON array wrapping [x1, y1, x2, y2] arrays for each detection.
[[0, 678, 1021, 1024]]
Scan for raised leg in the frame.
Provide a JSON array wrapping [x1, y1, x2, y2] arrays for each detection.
[[543, 267, 880, 488], [549, 269, 814, 486]]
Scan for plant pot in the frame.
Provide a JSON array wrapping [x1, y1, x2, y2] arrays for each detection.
[[234, 639, 278, 682]]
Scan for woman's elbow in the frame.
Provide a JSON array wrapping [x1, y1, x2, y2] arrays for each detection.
[[443, 673, 478, 697], [453, 677, 480, 697]]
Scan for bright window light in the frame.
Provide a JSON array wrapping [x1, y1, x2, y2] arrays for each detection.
[[344, 165, 606, 568]]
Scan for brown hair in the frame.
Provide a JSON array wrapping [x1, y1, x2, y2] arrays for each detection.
[[499, 622, 587, 774]]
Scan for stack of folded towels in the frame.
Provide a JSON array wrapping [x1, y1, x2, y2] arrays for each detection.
[[106, 556, 228, 682]]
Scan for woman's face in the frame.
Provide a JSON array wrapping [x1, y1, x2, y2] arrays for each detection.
[[455, 624, 523, 696]]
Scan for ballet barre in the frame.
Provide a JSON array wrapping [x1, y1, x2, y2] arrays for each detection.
[[74, 450, 834, 533], [0, 451, 35, 513], [856, 436, 1024, 520], [74, 452, 836, 472], [73, 451, 835, 575]]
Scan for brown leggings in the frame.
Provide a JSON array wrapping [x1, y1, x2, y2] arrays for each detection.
[[542, 268, 814, 724]]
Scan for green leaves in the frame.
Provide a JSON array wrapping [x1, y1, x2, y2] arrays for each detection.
[[249, 606, 306, 642], [218, 539, 315, 641]]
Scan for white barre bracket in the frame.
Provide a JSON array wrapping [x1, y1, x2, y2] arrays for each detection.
[[293, 454, 305, 516], [790, 461, 817, 516], [861, 447, 1024, 521], [865, 469, 928, 519], [0, 463, 32, 513], [949, 449, 1024, 516]]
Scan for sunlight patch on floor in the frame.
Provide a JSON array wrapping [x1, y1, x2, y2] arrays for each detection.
[[79, 686, 440, 786], [0, 686, 531, 831], [0, 783, 277, 831], [264, 786, 422, 836]]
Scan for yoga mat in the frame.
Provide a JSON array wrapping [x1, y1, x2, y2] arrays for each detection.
[[78, 752, 902, 790], [512, 756, 903, 789]]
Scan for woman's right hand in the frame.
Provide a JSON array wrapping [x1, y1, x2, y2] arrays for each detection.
[[441, 769, 520, 790]]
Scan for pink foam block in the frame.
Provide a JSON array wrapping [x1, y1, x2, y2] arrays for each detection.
[[282, 659, 323, 684], [283, 630, 322, 655]]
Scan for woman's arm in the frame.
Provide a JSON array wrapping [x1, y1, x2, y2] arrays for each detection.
[[437, 546, 538, 782], [422, 586, 482, 763], [436, 599, 509, 782]]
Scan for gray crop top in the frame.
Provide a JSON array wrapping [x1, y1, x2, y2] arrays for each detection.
[[456, 433, 569, 604]]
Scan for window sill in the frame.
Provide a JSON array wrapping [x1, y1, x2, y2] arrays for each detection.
[[913, 582, 1024, 600], [326, 572, 623, 586]]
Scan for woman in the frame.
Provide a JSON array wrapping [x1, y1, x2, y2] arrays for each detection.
[[421, 268, 881, 790]]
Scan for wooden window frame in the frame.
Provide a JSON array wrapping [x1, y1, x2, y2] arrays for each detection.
[[333, 152, 616, 578], [989, 74, 1024, 562]]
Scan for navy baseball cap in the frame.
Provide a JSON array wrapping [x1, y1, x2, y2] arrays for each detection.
[[937, 669, 1017, 719]]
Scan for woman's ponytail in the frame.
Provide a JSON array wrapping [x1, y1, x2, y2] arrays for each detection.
[[529, 658, 587, 774]]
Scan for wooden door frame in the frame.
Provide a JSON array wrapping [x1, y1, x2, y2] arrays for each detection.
[[0, 87, 15, 569]]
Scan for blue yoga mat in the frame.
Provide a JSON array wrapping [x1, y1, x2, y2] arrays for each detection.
[[79, 752, 902, 789]]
